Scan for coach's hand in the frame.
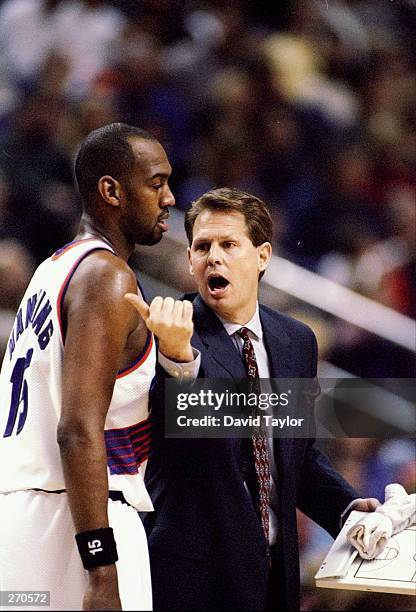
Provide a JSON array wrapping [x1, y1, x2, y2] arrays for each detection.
[[351, 498, 381, 513], [125, 293, 194, 362]]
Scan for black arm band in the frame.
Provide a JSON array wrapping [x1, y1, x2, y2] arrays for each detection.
[[75, 528, 118, 570]]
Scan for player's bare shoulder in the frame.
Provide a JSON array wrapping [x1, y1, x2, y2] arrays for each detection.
[[61, 250, 146, 348], [62, 250, 135, 312]]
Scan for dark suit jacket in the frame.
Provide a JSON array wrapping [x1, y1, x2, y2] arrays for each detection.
[[144, 295, 358, 611]]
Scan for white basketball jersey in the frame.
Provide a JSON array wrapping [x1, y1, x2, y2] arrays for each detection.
[[0, 239, 155, 511]]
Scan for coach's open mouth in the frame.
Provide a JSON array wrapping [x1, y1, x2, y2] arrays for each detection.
[[207, 274, 230, 297]]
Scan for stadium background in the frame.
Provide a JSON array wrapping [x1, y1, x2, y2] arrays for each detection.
[[0, 1, 414, 609]]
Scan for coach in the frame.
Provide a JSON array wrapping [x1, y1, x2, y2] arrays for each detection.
[[126, 188, 379, 611]]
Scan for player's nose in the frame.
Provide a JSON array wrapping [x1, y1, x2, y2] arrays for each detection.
[[161, 184, 175, 208]]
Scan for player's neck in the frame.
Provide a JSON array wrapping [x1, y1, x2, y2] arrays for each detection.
[[77, 217, 133, 261]]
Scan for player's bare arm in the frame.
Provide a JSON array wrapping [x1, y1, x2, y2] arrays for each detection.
[[57, 250, 142, 611]]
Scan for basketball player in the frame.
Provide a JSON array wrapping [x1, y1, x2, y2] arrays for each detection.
[[0, 123, 194, 611]]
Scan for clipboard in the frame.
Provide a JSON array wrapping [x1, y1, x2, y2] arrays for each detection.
[[315, 510, 416, 596]]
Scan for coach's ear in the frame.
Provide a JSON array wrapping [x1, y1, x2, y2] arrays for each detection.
[[98, 175, 121, 207], [257, 241, 272, 273], [187, 246, 194, 275]]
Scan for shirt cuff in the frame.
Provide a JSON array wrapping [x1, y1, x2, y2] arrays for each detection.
[[158, 348, 201, 383], [340, 498, 364, 528]]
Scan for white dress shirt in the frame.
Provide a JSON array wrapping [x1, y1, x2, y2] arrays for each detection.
[[158, 348, 201, 383]]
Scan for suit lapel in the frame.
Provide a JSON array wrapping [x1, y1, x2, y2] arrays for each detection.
[[259, 306, 293, 378], [192, 295, 246, 379]]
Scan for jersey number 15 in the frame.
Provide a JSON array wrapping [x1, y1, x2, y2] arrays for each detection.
[[3, 349, 33, 437]]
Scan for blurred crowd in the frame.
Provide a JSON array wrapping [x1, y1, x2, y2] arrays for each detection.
[[0, 0, 415, 373], [0, 1, 414, 609]]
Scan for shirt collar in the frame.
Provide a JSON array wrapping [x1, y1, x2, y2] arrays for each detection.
[[219, 303, 263, 340]]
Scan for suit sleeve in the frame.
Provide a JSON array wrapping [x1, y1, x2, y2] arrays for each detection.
[[296, 328, 359, 538]]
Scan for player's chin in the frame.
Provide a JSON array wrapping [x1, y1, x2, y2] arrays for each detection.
[[143, 230, 164, 246]]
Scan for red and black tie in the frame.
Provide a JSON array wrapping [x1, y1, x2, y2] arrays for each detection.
[[237, 327, 270, 542]]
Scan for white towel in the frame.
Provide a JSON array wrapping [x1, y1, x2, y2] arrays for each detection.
[[347, 484, 416, 560]]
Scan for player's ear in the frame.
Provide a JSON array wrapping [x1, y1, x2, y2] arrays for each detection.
[[187, 247, 194, 275], [98, 175, 121, 207]]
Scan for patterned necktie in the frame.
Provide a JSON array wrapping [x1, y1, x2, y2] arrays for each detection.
[[237, 327, 270, 542]]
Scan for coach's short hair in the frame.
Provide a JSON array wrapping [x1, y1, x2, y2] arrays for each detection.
[[185, 187, 273, 247], [74, 123, 156, 202]]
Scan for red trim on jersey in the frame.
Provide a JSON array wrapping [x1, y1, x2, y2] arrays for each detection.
[[105, 418, 152, 475], [104, 442, 143, 451], [51, 238, 103, 261], [116, 332, 154, 379], [105, 430, 151, 445], [109, 445, 151, 462]]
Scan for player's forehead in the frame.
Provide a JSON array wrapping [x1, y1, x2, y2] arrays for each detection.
[[128, 137, 172, 180]]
